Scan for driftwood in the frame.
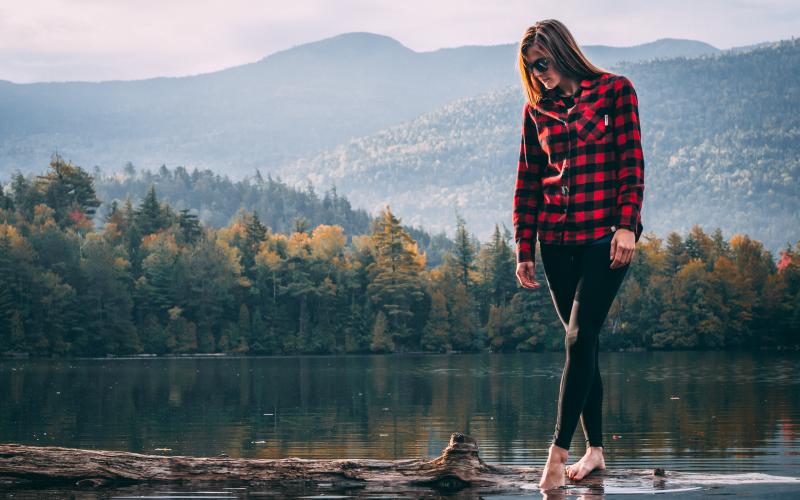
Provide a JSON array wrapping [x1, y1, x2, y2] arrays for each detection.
[[2, 433, 799, 496]]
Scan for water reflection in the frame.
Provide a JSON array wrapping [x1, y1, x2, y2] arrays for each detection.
[[1, 351, 799, 479]]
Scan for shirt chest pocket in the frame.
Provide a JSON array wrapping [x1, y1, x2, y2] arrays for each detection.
[[574, 98, 611, 143]]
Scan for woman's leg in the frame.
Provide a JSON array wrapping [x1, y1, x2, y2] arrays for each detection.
[[579, 336, 603, 448], [540, 241, 629, 451], [539, 243, 603, 447], [539, 243, 581, 331]]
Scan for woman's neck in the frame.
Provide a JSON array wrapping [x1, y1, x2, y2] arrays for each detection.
[[557, 78, 580, 97]]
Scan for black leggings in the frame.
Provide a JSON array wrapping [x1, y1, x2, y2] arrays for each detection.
[[539, 239, 630, 451]]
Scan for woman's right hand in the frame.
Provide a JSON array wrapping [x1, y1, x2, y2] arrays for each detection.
[[516, 261, 541, 289]]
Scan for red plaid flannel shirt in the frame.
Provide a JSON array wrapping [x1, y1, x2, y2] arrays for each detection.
[[513, 72, 645, 263]]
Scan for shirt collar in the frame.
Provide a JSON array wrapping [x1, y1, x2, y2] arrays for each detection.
[[536, 73, 609, 114], [543, 74, 603, 99]]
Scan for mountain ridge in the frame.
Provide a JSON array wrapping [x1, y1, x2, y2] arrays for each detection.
[[278, 37, 800, 255], [2, 32, 722, 85]]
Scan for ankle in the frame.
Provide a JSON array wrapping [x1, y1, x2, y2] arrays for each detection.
[[548, 443, 569, 462], [586, 445, 604, 456]]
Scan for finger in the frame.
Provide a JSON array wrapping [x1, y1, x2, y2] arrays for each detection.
[[527, 266, 541, 288], [610, 236, 617, 260], [525, 272, 540, 288], [618, 246, 632, 267], [519, 266, 539, 288], [611, 250, 624, 269], [517, 269, 533, 288]]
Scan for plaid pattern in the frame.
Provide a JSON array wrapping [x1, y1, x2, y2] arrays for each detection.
[[513, 72, 645, 263]]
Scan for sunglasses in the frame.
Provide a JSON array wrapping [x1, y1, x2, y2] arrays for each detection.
[[524, 57, 550, 73]]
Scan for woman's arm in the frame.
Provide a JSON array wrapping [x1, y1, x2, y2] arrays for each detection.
[[612, 76, 645, 234], [513, 103, 546, 263]]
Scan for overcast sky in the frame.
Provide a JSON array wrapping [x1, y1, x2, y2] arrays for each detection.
[[1, 0, 797, 83]]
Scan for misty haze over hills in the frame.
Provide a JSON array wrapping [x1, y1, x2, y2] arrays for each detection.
[[0, 33, 719, 179], [2, 32, 797, 256]]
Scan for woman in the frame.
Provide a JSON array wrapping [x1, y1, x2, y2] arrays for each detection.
[[512, 19, 645, 491]]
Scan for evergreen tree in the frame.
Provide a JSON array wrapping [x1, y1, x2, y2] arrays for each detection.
[[79, 233, 139, 355], [136, 185, 170, 236], [421, 288, 451, 352], [242, 211, 268, 272], [9, 172, 40, 220], [475, 224, 517, 324], [366, 207, 425, 350], [177, 208, 202, 245], [34, 154, 101, 228], [0, 184, 14, 212], [451, 213, 477, 289], [665, 232, 689, 275]]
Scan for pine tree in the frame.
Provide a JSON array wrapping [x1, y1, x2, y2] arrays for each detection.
[[421, 288, 450, 352], [452, 213, 477, 289], [665, 232, 688, 275], [34, 154, 101, 228], [177, 208, 202, 245], [485, 224, 517, 308], [366, 207, 425, 349], [242, 211, 267, 272], [136, 185, 169, 236], [0, 184, 14, 212]]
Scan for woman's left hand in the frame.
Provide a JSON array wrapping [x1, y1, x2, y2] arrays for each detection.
[[610, 228, 636, 269]]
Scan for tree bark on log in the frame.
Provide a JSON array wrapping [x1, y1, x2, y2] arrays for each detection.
[[2, 432, 796, 495]]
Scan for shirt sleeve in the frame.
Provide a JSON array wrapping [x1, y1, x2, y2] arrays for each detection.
[[613, 76, 645, 233], [513, 103, 546, 263]]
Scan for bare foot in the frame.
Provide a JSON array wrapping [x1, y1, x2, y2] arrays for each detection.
[[565, 445, 606, 480], [538, 443, 568, 491]]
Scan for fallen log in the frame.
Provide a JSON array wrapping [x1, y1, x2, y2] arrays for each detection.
[[2, 432, 799, 495]]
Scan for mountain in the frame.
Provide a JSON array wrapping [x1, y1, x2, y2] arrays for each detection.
[[280, 38, 800, 256], [0, 33, 718, 179]]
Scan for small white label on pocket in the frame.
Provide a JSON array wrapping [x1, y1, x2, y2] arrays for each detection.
[[604, 114, 609, 126]]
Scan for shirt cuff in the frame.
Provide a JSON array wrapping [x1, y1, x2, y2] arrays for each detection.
[[616, 204, 640, 233], [516, 240, 535, 263]]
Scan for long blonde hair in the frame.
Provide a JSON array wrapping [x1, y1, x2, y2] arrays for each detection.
[[518, 19, 608, 107]]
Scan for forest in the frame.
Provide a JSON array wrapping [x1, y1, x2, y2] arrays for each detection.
[[0, 156, 798, 357], [91, 162, 455, 268]]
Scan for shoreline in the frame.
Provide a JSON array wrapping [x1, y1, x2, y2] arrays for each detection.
[[2, 345, 800, 360]]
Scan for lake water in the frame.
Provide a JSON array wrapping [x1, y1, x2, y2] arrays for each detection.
[[2, 351, 799, 498]]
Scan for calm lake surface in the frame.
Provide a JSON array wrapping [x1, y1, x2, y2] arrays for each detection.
[[2, 351, 799, 497]]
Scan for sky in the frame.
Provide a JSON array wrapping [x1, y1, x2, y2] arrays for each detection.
[[1, 0, 798, 83]]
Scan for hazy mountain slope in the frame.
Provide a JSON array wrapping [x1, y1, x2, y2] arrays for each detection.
[[281, 39, 800, 255], [0, 34, 718, 179]]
